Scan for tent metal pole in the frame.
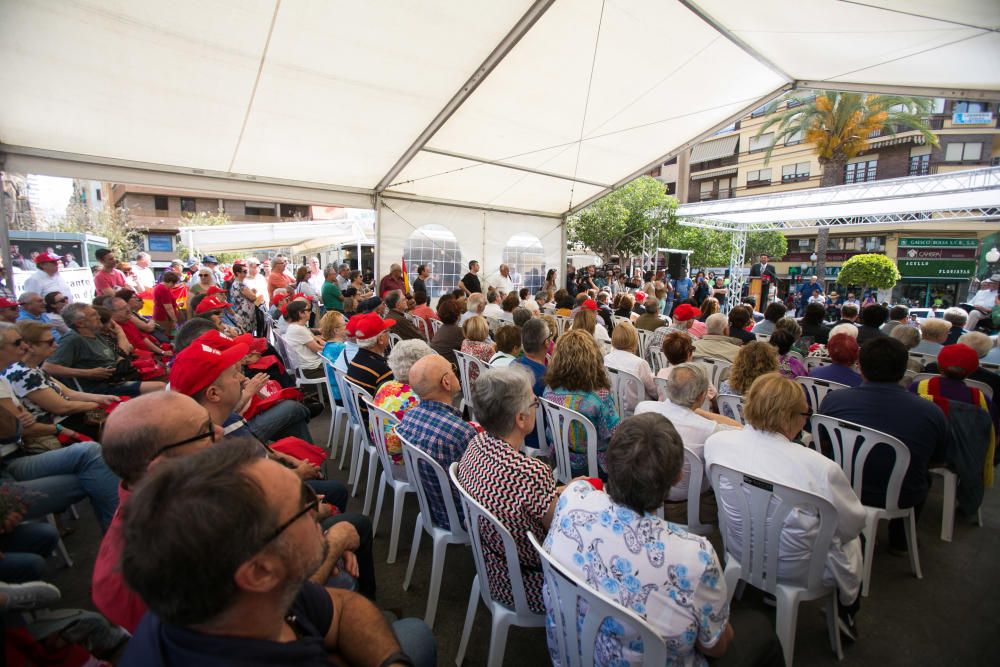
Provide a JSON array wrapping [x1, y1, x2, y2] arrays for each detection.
[[726, 229, 747, 313], [0, 172, 14, 296], [373, 194, 381, 279], [560, 213, 568, 286]]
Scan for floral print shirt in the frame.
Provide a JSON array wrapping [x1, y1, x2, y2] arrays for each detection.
[[542, 387, 619, 478], [373, 381, 419, 464], [543, 481, 729, 667]]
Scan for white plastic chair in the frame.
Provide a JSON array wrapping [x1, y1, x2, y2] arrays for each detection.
[[341, 378, 378, 506], [755, 332, 771, 342], [708, 463, 843, 667], [400, 436, 471, 628], [454, 350, 489, 420], [908, 351, 936, 370], [654, 375, 669, 402], [795, 376, 848, 413], [605, 366, 644, 418], [556, 316, 573, 337], [804, 356, 831, 372], [528, 532, 668, 667], [486, 316, 504, 335], [636, 328, 653, 361], [696, 357, 731, 388], [449, 464, 546, 667], [680, 446, 714, 536], [275, 334, 326, 408], [387, 331, 402, 350], [2, 444, 73, 567], [539, 397, 600, 483], [647, 348, 668, 374], [911, 373, 993, 401], [929, 466, 983, 542], [411, 316, 432, 341], [364, 400, 413, 563], [810, 415, 922, 596], [716, 393, 746, 425], [331, 367, 362, 471], [319, 357, 347, 456], [522, 400, 551, 461], [431, 319, 444, 336], [981, 361, 999, 374]]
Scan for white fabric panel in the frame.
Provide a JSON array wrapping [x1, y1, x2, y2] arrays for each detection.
[[697, 0, 1000, 88], [378, 198, 562, 287], [389, 151, 604, 214], [230, 0, 534, 188], [423, 0, 786, 206], [179, 220, 370, 253], [0, 0, 272, 170]]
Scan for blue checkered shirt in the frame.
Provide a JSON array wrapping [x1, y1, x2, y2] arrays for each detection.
[[394, 400, 477, 530]]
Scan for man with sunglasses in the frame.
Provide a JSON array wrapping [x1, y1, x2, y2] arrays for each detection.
[[119, 439, 435, 667]]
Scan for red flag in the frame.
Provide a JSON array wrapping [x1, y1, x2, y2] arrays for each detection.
[[401, 257, 411, 294]]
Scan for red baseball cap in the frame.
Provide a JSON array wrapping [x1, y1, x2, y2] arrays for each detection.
[[195, 296, 231, 314], [581, 299, 599, 311], [197, 329, 252, 351], [634, 290, 647, 303], [291, 292, 314, 302], [938, 344, 979, 377], [0, 297, 17, 309], [170, 341, 249, 396], [672, 304, 700, 322], [34, 252, 61, 265], [353, 313, 395, 341], [205, 285, 228, 297]]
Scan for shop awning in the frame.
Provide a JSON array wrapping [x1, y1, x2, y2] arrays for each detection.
[[689, 134, 740, 165]]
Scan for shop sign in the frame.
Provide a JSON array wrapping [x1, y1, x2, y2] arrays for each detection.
[[897, 259, 976, 279], [900, 247, 977, 259], [951, 112, 994, 125], [898, 238, 978, 248]]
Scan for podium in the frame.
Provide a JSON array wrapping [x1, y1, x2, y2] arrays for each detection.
[[747, 277, 765, 308]]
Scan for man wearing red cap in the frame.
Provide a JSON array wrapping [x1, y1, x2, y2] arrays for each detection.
[[346, 314, 394, 396], [21, 252, 75, 303], [0, 298, 18, 324]]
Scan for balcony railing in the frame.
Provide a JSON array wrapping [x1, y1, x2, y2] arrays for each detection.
[[698, 188, 735, 201]]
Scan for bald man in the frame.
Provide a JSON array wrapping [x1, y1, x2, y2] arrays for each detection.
[[394, 355, 477, 529]]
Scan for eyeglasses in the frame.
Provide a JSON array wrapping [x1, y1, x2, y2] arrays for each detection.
[[260, 483, 319, 547], [199, 273, 211, 277], [151, 420, 217, 459], [55, 297, 69, 304]]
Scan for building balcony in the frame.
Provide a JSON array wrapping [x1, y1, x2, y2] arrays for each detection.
[[698, 188, 735, 201]]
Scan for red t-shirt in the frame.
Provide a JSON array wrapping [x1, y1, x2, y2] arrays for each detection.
[[152, 283, 177, 320], [92, 485, 147, 632], [94, 269, 127, 294], [267, 272, 295, 301], [120, 318, 155, 349]]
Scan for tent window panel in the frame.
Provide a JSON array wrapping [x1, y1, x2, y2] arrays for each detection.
[[403, 224, 462, 299], [502, 234, 546, 295], [748, 133, 774, 153]]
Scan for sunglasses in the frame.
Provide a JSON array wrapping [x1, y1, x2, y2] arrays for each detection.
[[6, 338, 24, 347], [150, 420, 217, 459], [261, 483, 320, 547]]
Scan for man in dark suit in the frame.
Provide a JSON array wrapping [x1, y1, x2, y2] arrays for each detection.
[[750, 254, 779, 282]]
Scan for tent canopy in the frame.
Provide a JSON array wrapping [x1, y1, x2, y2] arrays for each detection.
[[179, 219, 373, 255], [2, 0, 999, 278]]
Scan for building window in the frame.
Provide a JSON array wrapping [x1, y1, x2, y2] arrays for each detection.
[[909, 154, 930, 176], [403, 224, 462, 298], [147, 233, 174, 252], [781, 162, 810, 182], [95, 188, 102, 202], [844, 160, 877, 184], [784, 130, 803, 146], [245, 202, 277, 217], [952, 100, 988, 114], [154, 195, 169, 212], [717, 177, 734, 199], [180, 197, 196, 213], [796, 238, 813, 250], [699, 181, 714, 201], [748, 133, 774, 153], [944, 142, 983, 162], [746, 168, 772, 187], [502, 234, 546, 294]]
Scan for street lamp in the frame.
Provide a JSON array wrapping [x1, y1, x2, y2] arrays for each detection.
[[809, 252, 818, 263], [987, 247, 1000, 264]]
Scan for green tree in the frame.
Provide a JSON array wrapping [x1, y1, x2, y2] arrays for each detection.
[[836, 253, 900, 290], [661, 227, 788, 270], [54, 203, 143, 260], [745, 231, 788, 264], [568, 176, 676, 265], [755, 91, 938, 280]]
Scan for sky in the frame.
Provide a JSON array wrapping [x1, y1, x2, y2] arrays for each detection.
[[27, 174, 74, 223]]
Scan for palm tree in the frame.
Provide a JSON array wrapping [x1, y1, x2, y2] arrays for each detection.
[[754, 91, 938, 279]]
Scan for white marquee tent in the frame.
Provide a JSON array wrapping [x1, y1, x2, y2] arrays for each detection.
[[2, 0, 999, 287]]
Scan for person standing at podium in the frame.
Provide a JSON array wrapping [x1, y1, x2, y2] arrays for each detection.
[[749, 253, 779, 301]]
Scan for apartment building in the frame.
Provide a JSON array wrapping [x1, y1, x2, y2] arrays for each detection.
[[651, 95, 1000, 307]]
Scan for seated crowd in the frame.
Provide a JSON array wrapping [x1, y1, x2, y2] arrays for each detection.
[[1, 254, 997, 666]]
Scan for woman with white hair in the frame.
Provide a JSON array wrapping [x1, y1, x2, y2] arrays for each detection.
[[373, 338, 433, 464]]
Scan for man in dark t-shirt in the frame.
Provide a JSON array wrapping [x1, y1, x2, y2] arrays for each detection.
[[118, 441, 435, 667], [459, 260, 482, 295]]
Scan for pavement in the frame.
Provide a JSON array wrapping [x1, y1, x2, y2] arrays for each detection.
[[48, 409, 998, 666]]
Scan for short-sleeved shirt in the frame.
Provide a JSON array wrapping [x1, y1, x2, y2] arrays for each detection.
[[346, 348, 393, 395], [456, 431, 556, 614], [152, 283, 178, 321], [267, 272, 295, 301], [119, 580, 334, 667], [372, 380, 419, 464], [321, 280, 343, 312], [395, 400, 477, 530], [514, 355, 546, 397], [541, 387, 619, 478], [94, 269, 127, 294], [1, 362, 67, 422], [284, 323, 324, 370], [544, 481, 729, 667], [47, 331, 117, 389], [460, 272, 482, 294], [16, 311, 61, 342]]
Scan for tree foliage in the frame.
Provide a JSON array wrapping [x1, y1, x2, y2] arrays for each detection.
[[660, 227, 789, 269], [568, 177, 676, 264], [837, 253, 900, 289], [53, 203, 143, 261], [745, 231, 788, 265]]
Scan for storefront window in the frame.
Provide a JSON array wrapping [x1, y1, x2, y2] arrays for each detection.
[[891, 282, 963, 308]]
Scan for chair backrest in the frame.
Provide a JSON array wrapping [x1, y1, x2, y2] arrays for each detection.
[[387, 331, 402, 350], [653, 375, 669, 401], [794, 376, 848, 412], [804, 356, 831, 372], [400, 435, 468, 539], [539, 397, 599, 482], [611, 315, 631, 328], [755, 333, 771, 342], [981, 361, 999, 374], [486, 316, 504, 335], [556, 316, 573, 337], [272, 334, 295, 371], [682, 446, 713, 535], [605, 366, 644, 419], [411, 316, 431, 341], [716, 393, 745, 425], [912, 372, 993, 401], [708, 463, 838, 594], [899, 368, 918, 388], [527, 532, 667, 667], [647, 348, 668, 374], [635, 328, 653, 361], [338, 372, 373, 442], [908, 351, 936, 369], [320, 355, 340, 406], [364, 399, 404, 477], [810, 414, 910, 512], [454, 350, 490, 417], [430, 318, 444, 335], [696, 357, 731, 388], [449, 463, 536, 614]]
